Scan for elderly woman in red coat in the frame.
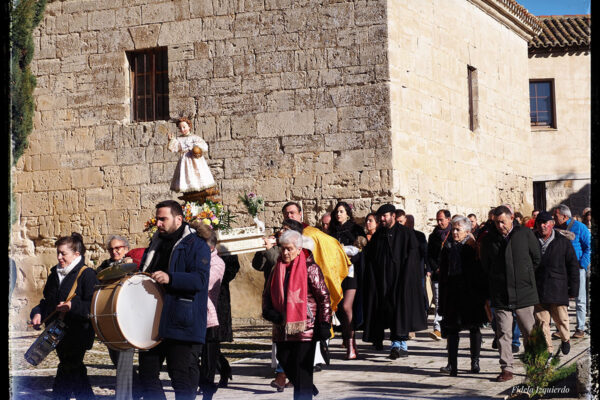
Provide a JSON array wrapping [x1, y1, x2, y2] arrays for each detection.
[[262, 229, 332, 400]]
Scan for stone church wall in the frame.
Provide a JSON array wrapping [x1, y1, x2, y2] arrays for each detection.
[[10, 0, 393, 327], [387, 0, 535, 226], [10, 0, 540, 327]]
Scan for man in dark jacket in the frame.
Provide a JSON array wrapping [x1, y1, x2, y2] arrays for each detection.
[[533, 211, 579, 355], [480, 205, 541, 383], [553, 204, 591, 338], [362, 204, 427, 359], [139, 200, 211, 400], [426, 209, 451, 341]]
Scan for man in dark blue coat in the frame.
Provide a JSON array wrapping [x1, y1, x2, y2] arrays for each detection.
[[139, 200, 211, 400], [533, 211, 579, 355]]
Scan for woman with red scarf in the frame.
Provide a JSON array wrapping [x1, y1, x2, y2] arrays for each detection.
[[262, 229, 332, 400]]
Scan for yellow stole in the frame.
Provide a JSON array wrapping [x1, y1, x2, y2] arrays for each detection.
[[302, 226, 351, 312]]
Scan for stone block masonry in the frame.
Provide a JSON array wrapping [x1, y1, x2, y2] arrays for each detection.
[[11, 0, 540, 325], [12, 0, 394, 326]]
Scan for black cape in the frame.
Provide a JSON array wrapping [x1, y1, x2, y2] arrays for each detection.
[[362, 223, 428, 343]]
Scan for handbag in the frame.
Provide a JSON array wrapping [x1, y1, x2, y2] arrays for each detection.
[[425, 275, 435, 309]]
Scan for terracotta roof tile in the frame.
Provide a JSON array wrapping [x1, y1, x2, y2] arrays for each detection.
[[529, 15, 590, 51], [499, 0, 542, 32]]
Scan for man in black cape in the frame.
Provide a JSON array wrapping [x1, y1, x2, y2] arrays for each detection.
[[362, 204, 428, 359]]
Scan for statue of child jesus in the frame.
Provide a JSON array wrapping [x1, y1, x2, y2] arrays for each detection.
[[168, 117, 217, 194]]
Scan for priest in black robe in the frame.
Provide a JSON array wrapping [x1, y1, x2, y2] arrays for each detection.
[[362, 204, 428, 359]]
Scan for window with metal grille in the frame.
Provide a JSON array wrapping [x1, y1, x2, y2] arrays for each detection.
[[529, 80, 556, 128], [127, 47, 169, 122]]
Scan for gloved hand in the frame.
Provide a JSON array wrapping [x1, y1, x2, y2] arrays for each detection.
[[315, 322, 332, 340], [262, 309, 284, 324]]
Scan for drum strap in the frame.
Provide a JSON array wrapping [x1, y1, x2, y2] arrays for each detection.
[[43, 266, 89, 324]]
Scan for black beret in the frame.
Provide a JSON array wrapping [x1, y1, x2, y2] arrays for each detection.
[[536, 211, 553, 224], [375, 204, 396, 216]]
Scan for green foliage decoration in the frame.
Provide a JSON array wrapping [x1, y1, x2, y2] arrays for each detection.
[[10, 0, 48, 165], [521, 325, 561, 397]]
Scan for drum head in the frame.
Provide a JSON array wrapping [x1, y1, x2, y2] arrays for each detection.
[[115, 274, 164, 349]]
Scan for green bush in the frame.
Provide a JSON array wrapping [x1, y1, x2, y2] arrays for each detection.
[[521, 325, 561, 396]]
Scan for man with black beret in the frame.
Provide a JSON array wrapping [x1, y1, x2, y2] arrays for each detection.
[[361, 204, 428, 359], [533, 211, 579, 356]]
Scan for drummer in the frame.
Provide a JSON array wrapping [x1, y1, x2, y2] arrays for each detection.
[[138, 200, 211, 400], [97, 234, 139, 400], [30, 232, 98, 399]]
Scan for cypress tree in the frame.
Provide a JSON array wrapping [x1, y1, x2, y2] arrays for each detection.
[[10, 0, 48, 165]]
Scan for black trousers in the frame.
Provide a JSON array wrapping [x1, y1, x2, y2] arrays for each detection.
[[216, 348, 231, 380], [138, 339, 202, 400], [446, 327, 481, 369], [53, 341, 95, 400], [198, 335, 220, 399], [275, 341, 317, 400]]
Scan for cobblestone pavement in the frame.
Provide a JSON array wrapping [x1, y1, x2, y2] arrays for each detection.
[[10, 305, 589, 399]]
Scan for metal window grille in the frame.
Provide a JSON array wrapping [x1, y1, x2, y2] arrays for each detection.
[[128, 47, 169, 122]]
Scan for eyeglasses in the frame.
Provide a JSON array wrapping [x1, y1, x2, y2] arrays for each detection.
[[109, 246, 127, 252]]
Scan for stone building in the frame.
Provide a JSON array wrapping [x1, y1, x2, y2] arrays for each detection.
[[10, 0, 542, 325], [528, 14, 591, 215]]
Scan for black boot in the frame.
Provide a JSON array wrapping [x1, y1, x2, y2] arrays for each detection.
[[470, 328, 481, 373], [217, 354, 232, 388], [200, 382, 218, 400], [447, 333, 459, 376]]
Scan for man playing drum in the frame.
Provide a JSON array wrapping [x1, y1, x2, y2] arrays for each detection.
[[138, 200, 211, 400]]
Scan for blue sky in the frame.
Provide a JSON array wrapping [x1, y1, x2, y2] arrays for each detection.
[[517, 0, 591, 16]]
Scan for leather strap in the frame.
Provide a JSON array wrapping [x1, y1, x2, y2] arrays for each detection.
[[44, 265, 89, 324]]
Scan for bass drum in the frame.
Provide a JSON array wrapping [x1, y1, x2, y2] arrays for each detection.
[[91, 273, 164, 351]]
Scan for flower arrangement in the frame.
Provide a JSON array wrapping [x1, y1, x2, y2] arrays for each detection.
[[144, 217, 159, 238], [238, 192, 264, 217], [144, 200, 235, 239]]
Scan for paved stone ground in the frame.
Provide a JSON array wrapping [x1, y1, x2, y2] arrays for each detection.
[[10, 304, 590, 399]]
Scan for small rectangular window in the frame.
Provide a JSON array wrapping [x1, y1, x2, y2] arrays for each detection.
[[127, 47, 169, 122], [468, 65, 478, 131], [533, 181, 547, 211], [529, 80, 556, 128]]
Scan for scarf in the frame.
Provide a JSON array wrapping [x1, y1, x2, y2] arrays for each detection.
[[149, 223, 186, 273], [537, 229, 555, 255], [435, 225, 451, 247], [57, 256, 82, 284], [270, 249, 308, 336]]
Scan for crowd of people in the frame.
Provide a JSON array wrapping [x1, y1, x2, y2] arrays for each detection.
[[29, 199, 591, 400]]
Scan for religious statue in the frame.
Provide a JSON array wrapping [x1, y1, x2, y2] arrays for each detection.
[[168, 117, 220, 202]]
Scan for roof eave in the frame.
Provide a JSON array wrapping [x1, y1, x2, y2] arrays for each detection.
[[468, 0, 542, 41]]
